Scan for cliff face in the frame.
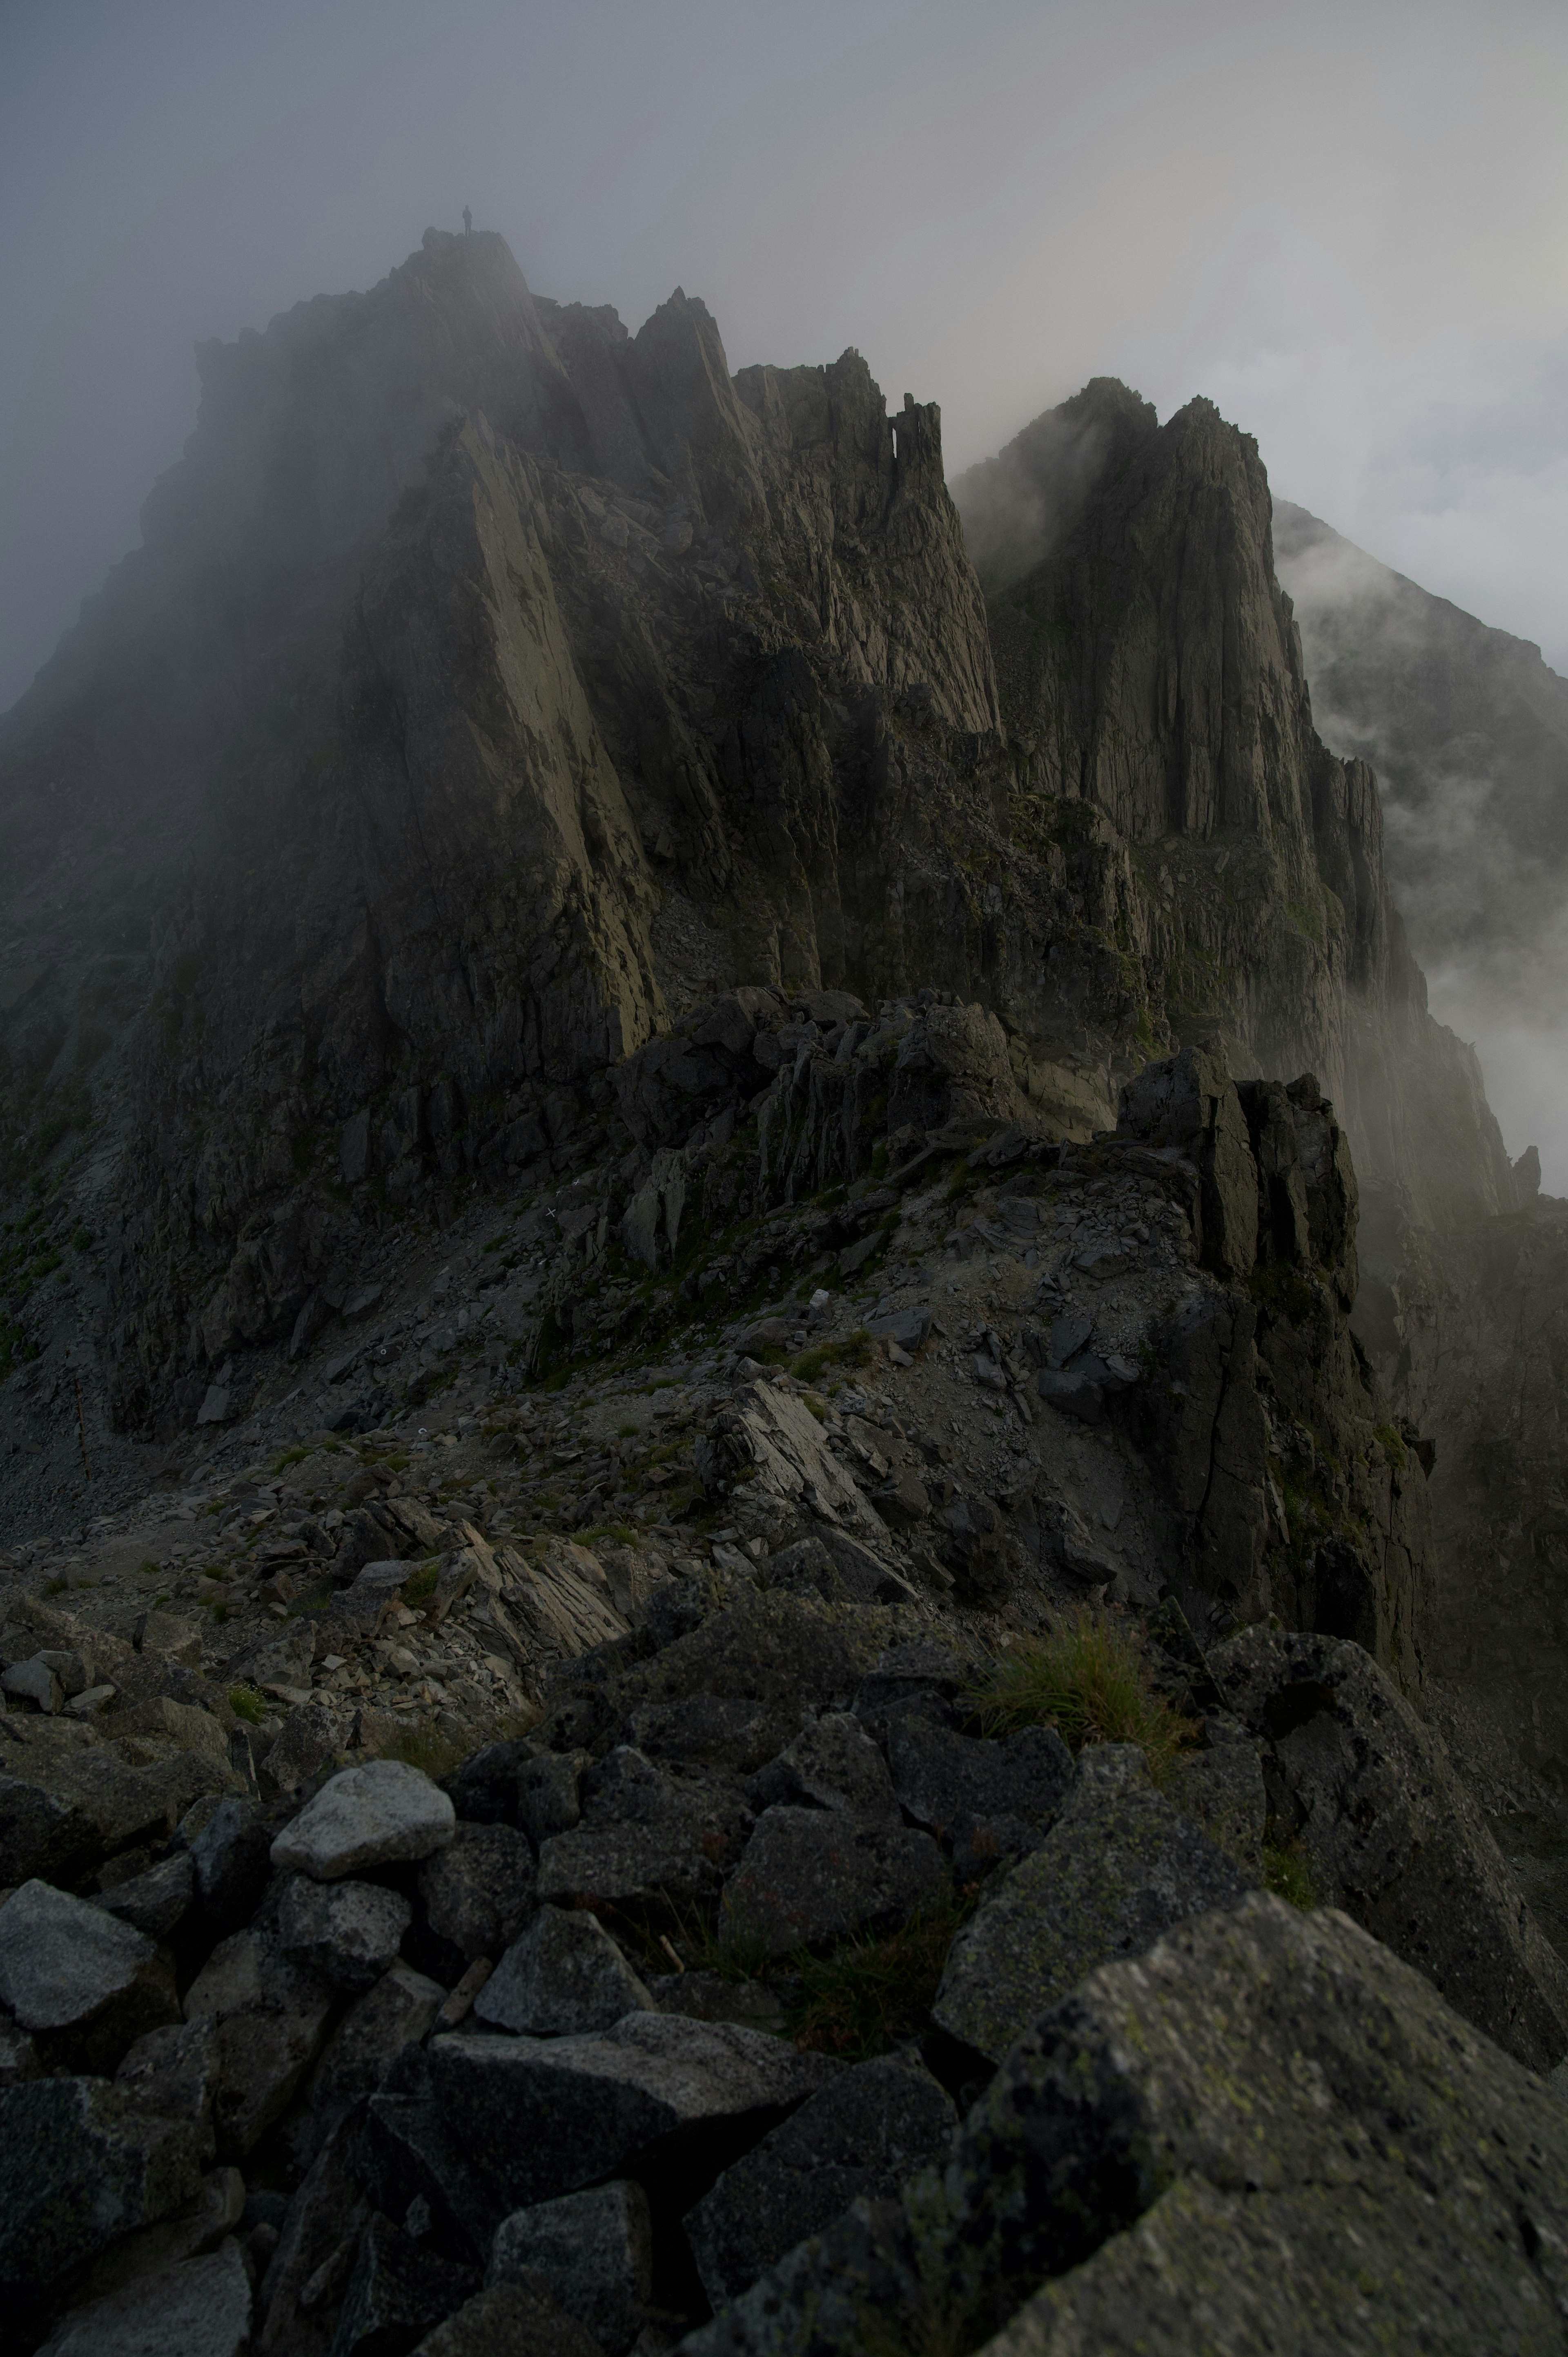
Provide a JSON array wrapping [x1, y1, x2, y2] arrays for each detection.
[[0, 251, 1522, 1446], [951, 383, 1520, 1233]]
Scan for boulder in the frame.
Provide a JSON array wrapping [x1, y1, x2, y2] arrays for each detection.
[[1213, 1623, 1568, 2070], [259, 1700, 347, 1798], [537, 1748, 750, 1909], [516, 1752, 586, 1843], [886, 1721, 1073, 1879], [307, 1958, 447, 2145], [745, 1713, 898, 1821], [850, 1643, 965, 1746], [334, 2212, 475, 2357], [270, 1759, 457, 1880], [417, 2013, 837, 2214], [474, 1907, 654, 2037], [179, 1795, 274, 1932], [277, 1873, 412, 1990], [0, 1736, 174, 1886], [683, 1894, 1568, 2357], [37, 2237, 252, 2357], [684, 2055, 956, 2308], [693, 1382, 890, 1547], [445, 1737, 541, 1827], [412, 2282, 607, 2357], [0, 1879, 178, 2065], [722, 1808, 949, 1958], [94, 1849, 197, 1940], [0, 2077, 205, 2297], [115, 2020, 222, 2162], [182, 1929, 335, 2157], [487, 2180, 652, 2353], [932, 1746, 1253, 2065], [626, 1697, 786, 1775], [417, 1822, 536, 1963], [1164, 1735, 1267, 1873]]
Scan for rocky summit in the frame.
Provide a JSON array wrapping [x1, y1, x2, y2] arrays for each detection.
[[0, 231, 1565, 2354]]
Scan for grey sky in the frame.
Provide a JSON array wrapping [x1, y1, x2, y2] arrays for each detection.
[[3, 0, 1565, 712]]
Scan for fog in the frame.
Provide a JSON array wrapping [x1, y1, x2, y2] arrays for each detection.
[[3, 0, 1566, 1168]]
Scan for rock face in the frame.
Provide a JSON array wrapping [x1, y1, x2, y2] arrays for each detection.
[[951, 379, 1521, 1234]]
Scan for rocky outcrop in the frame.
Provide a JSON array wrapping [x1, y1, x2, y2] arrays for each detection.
[[951, 380, 1522, 1233]]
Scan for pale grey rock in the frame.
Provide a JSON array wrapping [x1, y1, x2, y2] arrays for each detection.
[[473, 1907, 653, 2036], [270, 1759, 456, 1880], [0, 1878, 178, 2053], [488, 2180, 651, 2353], [278, 1872, 412, 1990], [3, 1655, 64, 1712], [38, 2237, 251, 2355], [1165, 1739, 1267, 1873]]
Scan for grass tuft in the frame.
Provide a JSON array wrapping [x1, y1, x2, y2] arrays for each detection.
[[1263, 1836, 1329, 1909], [969, 1610, 1198, 1779], [227, 1683, 266, 1725], [790, 1328, 872, 1385], [786, 1895, 975, 2059]]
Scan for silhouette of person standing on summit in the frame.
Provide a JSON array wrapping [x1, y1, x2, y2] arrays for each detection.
[[462, 206, 472, 235]]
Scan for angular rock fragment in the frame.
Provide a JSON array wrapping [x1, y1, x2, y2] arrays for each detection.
[[116, 2019, 221, 2161], [270, 1759, 456, 1880], [932, 1746, 1252, 2064], [412, 2281, 606, 2357], [745, 1713, 898, 1822], [94, 1848, 196, 1940], [487, 2179, 652, 2353], [516, 1750, 587, 1843], [0, 1878, 179, 2064], [421, 2012, 837, 2214], [334, 2212, 475, 2357], [886, 1720, 1073, 1879], [182, 1929, 335, 2156], [179, 1795, 274, 1932], [278, 1872, 412, 1990], [537, 1747, 750, 1908], [417, 1821, 536, 1962], [722, 1807, 950, 1958], [475, 1906, 653, 2036], [0, 2077, 205, 2296], [307, 1957, 447, 2145], [1164, 1735, 1267, 1872], [38, 2237, 252, 2357], [0, 1738, 174, 1886], [684, 2055, 957, 2307], [1214, 1623, 1568, 2069]]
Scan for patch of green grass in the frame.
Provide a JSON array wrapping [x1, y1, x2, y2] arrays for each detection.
[[272, 1446, 311, 1472], [1374, 1423, 1407, 1472], [617, 1422, 639, 1438], [381, 1722, 464, 1777], [227, 1683, 266, 1725], [400, 1561, 439, 1603], [1247, 1260, 1317, 1323], [944, 1157, 972, 1201], [786, 1896, 975, 2059], [577, 1521, 640, 1548], [790, 1328, 872, 1384], [138, 1559, 162, 1577], [1263, 1837, 1329, 1910], [969, 1611, 1199, 1781]]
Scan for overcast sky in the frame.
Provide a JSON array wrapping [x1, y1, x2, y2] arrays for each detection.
[[3, 0, 1565, 716]]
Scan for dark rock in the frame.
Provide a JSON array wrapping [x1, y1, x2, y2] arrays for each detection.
[[473, 1907, 653, 2036], [744, 1713, 898, 1821], [179, 1795, 276, 1933], [116, 2019, 222, 2163], [620, 1595, 887, 1730], [721, 1808, 949, 1958], [932, 1746, 1254, 2064], [625, 1697, 787, 1776], [411, 2282, 606, 2357], [0, 2076, 205, 2297], [308, 1960, 447, 2147], [279, 1874, 413, 1991], [650, 1971, 785, 2033], [256, 2112, 368, 2351], [1165, 1736, 1267, 1872], [886, 1720, 1073, 1878], [0, 1878, 179, 2067], [516, 1754, 587, 1845], [1214, 1623, 1568, 2069], [333, 2212, 476, 2357], [183, 1928, 336, 2158], [39, 2238, 252, 2356], [94, 1848, 196, 1940], [417, 1823, 536, 1964], [850, 1644, 964, 1746], [419, 2013, 837, 2214], [487, 2180, 651, 2353], [0, 1739, 173, 1887], [684, 2055, 956, 2307], [445, 1739, 540, 1828], [537, 1748, 750, 1909]]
